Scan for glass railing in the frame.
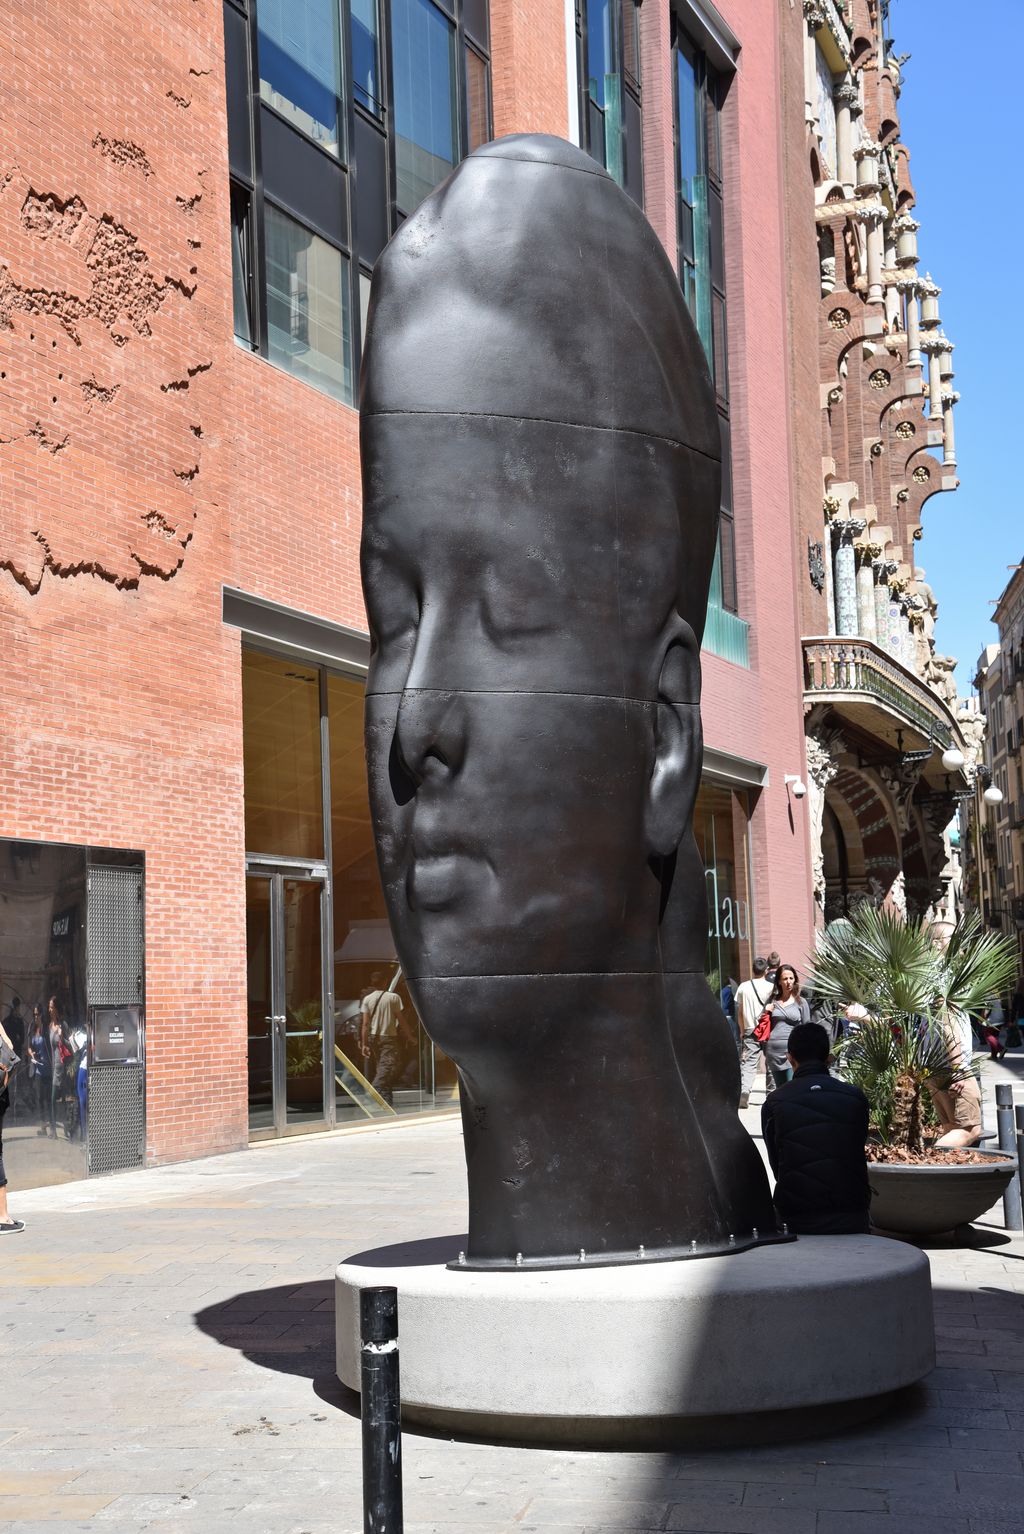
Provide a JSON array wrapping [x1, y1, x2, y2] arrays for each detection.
[[702, 600, 750, 667]]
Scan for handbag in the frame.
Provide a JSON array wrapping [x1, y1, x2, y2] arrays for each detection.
[[753, 1007, 773, 1044], [0, 1037, 19, 1088]]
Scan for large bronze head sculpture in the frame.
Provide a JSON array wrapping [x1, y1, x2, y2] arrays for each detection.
[[360, 135, 778, 1268]]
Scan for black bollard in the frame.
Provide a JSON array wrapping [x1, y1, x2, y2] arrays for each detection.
[[1016, 1107, 1024, 1242], [360, 1286, 403, 1534], [997, 1085, 1022, 1231]]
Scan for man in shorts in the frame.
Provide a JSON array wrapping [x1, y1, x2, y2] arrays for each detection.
[[359, 972, 412, 1106]]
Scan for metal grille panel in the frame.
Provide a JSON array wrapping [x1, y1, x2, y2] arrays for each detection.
[[88, 865, 143, 1006], [89, 1063, 145, 1174]]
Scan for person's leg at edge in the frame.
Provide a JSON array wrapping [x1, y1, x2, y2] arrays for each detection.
[[0, 1107, 24, 1231], [739, 1033, 760, 1108]]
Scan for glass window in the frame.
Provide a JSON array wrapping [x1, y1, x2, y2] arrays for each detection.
[[265, 204, 353, 403], [326, 672, 459, 1122], [230, 183, 254, 347], [587, 0, 615, 110], [0, 839, 145, 1191], [622, 0, 639, 88], [466, 45, 490, 152], [258, 0, 344, 156], [352, 0, 383, 115], [242, 650, 324, 858], [694, 783, 753, 1019], [391, 0, 459, 215], [676, 42, 701, 204]]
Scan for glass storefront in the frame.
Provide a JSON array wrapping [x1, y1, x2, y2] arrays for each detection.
[[694, 781, 754, 1023], [242, 649, 457, 1138], [0, 839, 145, 1190]]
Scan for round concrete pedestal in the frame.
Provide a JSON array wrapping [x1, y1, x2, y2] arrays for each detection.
[[336, 1233, 934, 1447]]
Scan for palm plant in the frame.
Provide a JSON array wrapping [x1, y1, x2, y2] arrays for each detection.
[[809, 907, 1018, 1154]]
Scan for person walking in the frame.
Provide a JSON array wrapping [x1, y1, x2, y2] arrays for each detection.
[[27, 1004, 51, 1135], [763, 963, 811, 1090], [734, 957, 774, 1109], [0, 1013, 25, 1233], [359, 975, 411, 1106], [47, 996, 69, 1139], [765, 951, 781, 985], [761, 1021, 870, 1235]]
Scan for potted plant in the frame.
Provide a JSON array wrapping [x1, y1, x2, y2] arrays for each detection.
[[809, 907, 1019, 1236]]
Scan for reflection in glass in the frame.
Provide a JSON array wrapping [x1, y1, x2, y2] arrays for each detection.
[[242, 650, 324, 859], [0, 841, 89, 1189], [230, 185, 253, 346], [283, 880, 324, 1125], [258, 0, 344, 155], [246, 876, 274, 1131], [465, 45, 490, 153], [326, 672, 458, 1121], [352, 0, 382, 115], [695, 783, 753, 1032], [265, 204, 352, 404], [391, 0, 458, 215]]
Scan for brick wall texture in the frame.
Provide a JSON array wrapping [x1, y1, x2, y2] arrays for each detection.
[[0, 0, 814, 1170]]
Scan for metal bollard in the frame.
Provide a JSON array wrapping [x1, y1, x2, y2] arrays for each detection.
[[997, 1085, 1022, 1231], [360, 1287, 403, 1534], [1016, 1107, 1024, 1242]]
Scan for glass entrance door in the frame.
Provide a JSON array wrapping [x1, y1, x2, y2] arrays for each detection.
[[246, 866, 327, 1138]]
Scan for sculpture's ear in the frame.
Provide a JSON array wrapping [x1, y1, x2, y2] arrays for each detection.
[[645, 621, 702, 858]]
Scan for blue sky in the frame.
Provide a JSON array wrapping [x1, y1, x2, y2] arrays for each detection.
[[891, 0, 1022, 691]]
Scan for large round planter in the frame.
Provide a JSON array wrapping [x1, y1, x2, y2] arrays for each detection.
[[868, 1150, 1014, 1236]]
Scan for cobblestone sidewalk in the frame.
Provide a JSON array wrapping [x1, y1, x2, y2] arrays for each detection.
[[4, 1082, 1024, 1534]]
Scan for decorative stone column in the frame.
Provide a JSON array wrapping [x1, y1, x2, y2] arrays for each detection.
[[900, 274, 922, 367], [894, 214, 919, 266], [823, 493, 841, 635], [921, 333, 945, 421], [853, 197, 885, 308], [805, 720, 842, 914], [854, 138, 882, 196], [942, 388, 959, 468], [883, 225, 900, 332], [856, 542, 882, 643], [834, 76, 858, 188], [803, 2, 825, 126], [873, 558, 894, 644], [833, 517, 866, 636], [920, 276, 941, 329]]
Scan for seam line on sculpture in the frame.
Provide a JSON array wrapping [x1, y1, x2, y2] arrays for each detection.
[[364, 410, 721, 461], [402, 971, 713, 981], [472, 152, 614, 182], [367, 690, 699, 704]]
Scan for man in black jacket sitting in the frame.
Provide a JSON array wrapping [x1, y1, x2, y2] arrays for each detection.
[[762, 1022, 871, 1235]]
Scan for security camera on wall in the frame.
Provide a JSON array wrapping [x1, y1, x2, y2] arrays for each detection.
[[785, 774, 808, 799]]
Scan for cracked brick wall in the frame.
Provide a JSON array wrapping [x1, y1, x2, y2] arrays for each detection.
[[0, 0, 564, 1171]]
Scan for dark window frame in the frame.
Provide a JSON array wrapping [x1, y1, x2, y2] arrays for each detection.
[[224, 0, 491, 403], [576, 0, 644, 205], [672, 15, 736, 613]]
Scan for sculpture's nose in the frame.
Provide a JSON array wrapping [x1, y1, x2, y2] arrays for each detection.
[[392, 688, 467, 790]]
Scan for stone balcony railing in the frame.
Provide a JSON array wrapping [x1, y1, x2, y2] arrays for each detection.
[[802, 636, 965, 754]]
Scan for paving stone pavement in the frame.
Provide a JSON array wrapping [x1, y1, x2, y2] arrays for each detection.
[[4, 1068, 1024, 1534]]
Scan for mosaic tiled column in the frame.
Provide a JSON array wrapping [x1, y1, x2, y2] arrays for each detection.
[[875, 560, 898, 656], [886, 588, 905, 662], [833, 519, 865, 637], [856, 548, 878, 642]]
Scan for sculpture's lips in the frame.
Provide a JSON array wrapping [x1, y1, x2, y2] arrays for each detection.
[[406, 853, 482, 912]]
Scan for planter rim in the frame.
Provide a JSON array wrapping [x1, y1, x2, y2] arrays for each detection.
[[869, 1152, 1013, 1174]]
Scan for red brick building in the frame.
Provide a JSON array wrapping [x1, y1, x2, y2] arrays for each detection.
[[0, 0, 816, 1188]]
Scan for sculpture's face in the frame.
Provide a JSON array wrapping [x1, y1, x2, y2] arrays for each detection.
[[362, 414, 706, 985]]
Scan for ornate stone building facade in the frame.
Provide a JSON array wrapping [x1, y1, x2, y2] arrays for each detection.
[[781, 0, 978, 925], [970, 571, 1024, 966]]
